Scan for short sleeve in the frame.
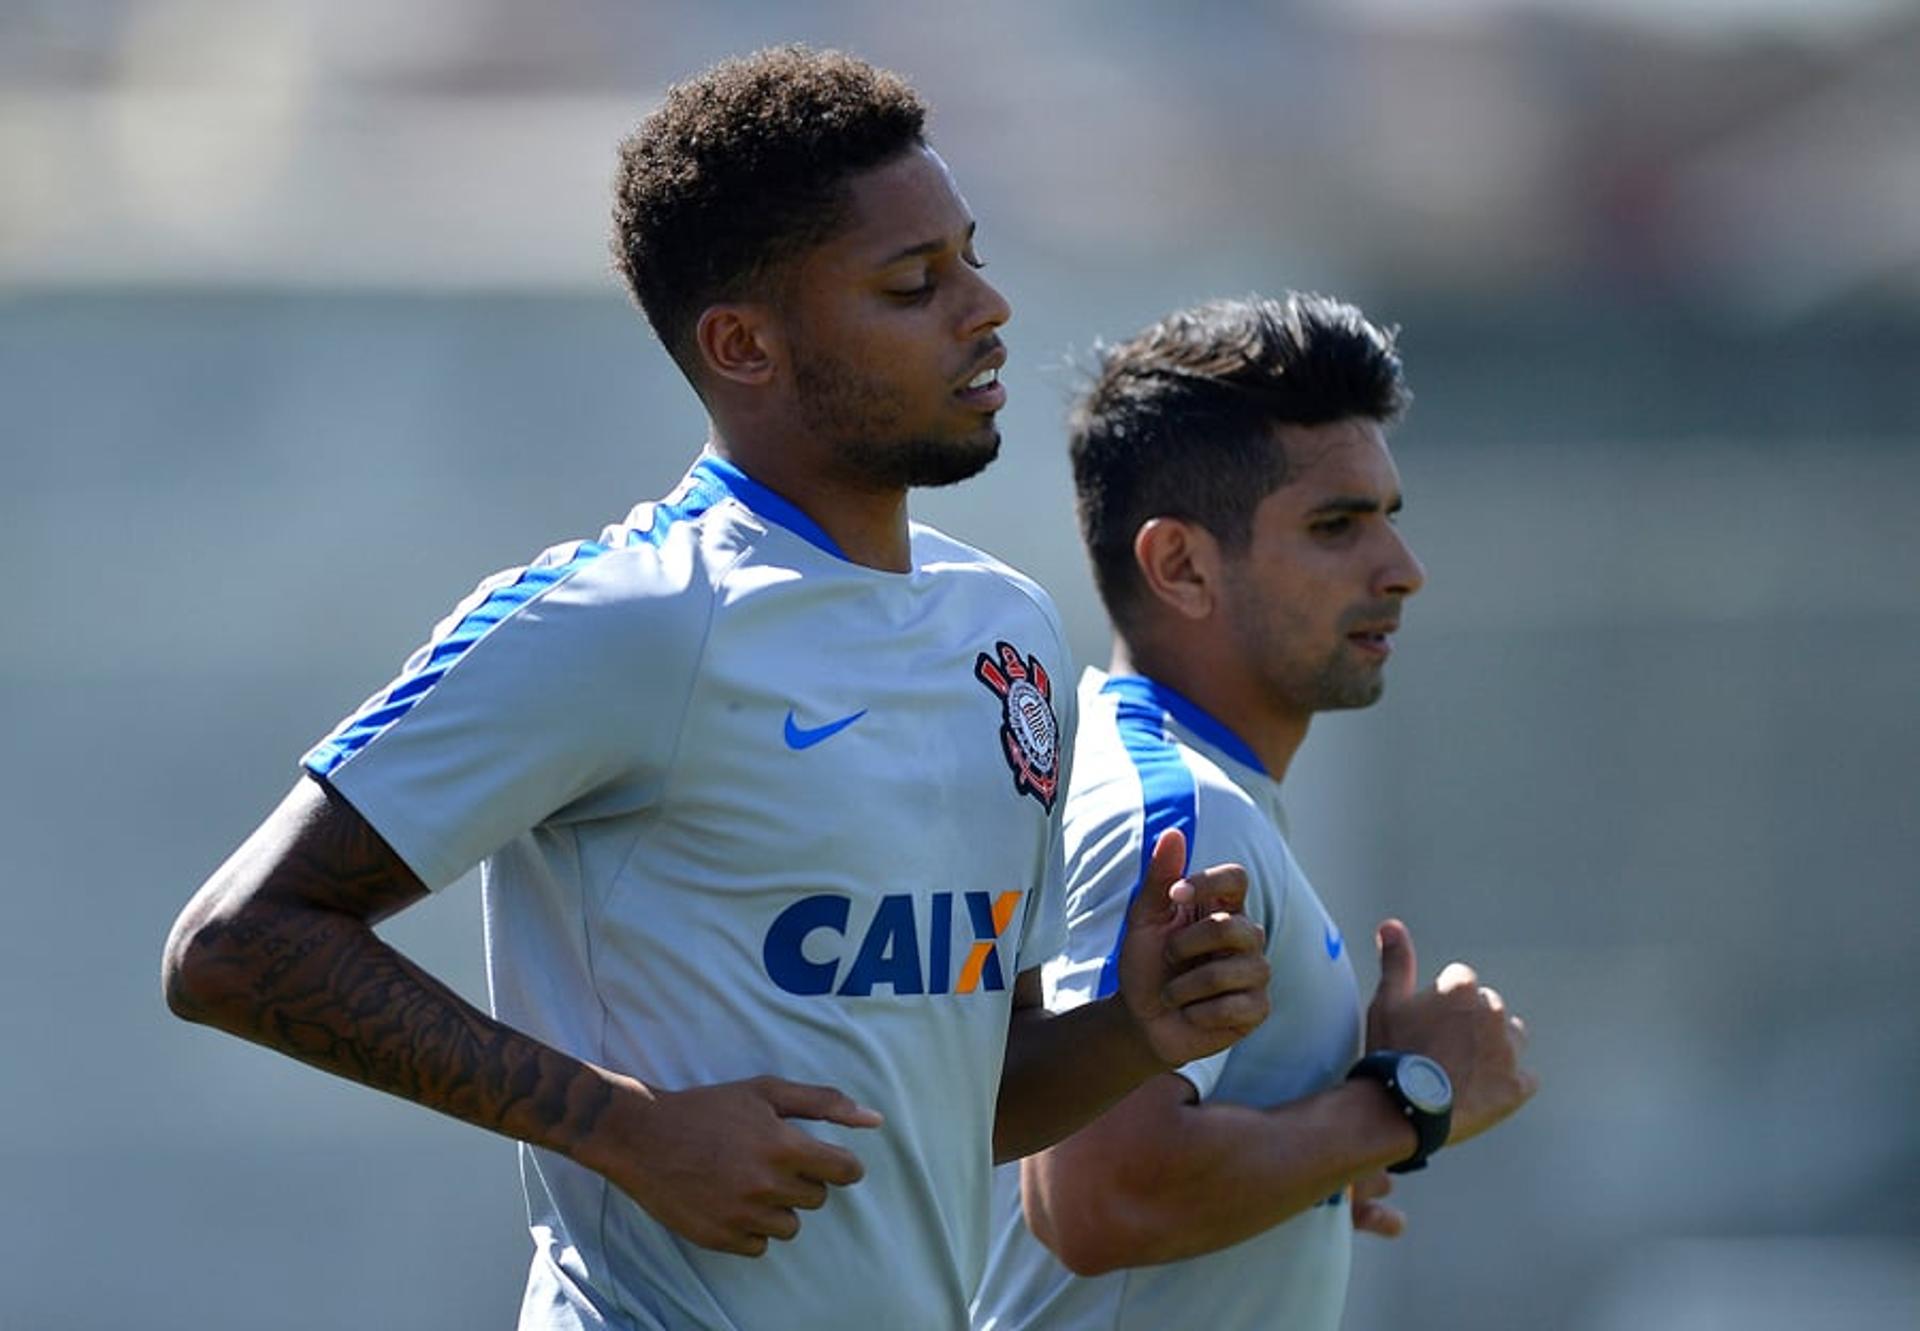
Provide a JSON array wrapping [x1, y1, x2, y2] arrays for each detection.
[[302, 535, 713, 890], [1038, 800, 1137, 1014]]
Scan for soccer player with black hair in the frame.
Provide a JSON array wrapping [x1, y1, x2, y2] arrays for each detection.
[[974, 293, 1537, 1331], [165, 48, 1270, 1331]]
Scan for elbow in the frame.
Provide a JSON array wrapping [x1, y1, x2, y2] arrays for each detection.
[[1042, 1211, 1152, 1278], [1052, 1232, 1128, 1279], [162, 886, 259, 1025], [161, 908, 217, 1022], [1024, 1170, 1156, 1277]]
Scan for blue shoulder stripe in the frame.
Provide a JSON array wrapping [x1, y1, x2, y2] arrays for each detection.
[[1094, 683, 1198, 998], [302, 463, 729, 778]]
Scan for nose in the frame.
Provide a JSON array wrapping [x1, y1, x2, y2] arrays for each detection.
[[959, 265, 1012, 338], [1376, 524, 1426, 599]]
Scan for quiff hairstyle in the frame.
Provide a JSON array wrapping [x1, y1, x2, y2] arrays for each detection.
[[611, 46, 927, 374], [1070, 292, 1410, 627]]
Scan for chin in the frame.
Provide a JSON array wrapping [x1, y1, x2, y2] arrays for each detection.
[[1329, 679, 1386, 711], [1310, 665, 1387, 713], [918, 432, 1001, 488], [880, 429, 1001, 489]]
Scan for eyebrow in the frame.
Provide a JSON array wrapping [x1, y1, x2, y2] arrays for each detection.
[[876, 219, 977, 268], [1307, 494, 1404, 517]]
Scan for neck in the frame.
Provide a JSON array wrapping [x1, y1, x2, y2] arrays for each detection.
[[708, 429, 913, 573], [1109, 635, 1311, 781]]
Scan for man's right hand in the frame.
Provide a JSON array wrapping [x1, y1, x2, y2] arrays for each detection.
[[580, 1074, 884, 1257], [1365, 918, 1537, 1146]]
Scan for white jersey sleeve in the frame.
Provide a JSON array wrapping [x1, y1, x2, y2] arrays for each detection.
[[303, 492, 719, 891]]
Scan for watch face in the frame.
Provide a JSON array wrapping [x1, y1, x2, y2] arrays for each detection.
[[1398, 1055, 1453, 1112]]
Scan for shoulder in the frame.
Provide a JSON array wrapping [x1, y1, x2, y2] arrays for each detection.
[[531, 456, 845, 621], [910, 522, 1065, 638], [478, 523, 721, 649], [398, 479, 772, 698]]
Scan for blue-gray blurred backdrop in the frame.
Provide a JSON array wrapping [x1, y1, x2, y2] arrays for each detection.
[[4, 2, 1917, 1327]]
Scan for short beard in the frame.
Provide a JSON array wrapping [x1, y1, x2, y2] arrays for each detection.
[[1228, 591, 1391, 717], [1301, 654, 1386, 712], [838, 429, 1001, 489], [793, 346, 1001, 490]]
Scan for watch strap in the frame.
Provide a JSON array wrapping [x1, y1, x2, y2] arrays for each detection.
[[1348, 1051, 1452, 1174]]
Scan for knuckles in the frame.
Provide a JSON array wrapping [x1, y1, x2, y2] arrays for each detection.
[[1161, 955, 1270, 1010], [1178, 990, 1270, 1035], [1164, 916, 1265, 964]]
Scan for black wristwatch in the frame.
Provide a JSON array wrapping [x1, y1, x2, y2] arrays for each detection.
[[1348, 1051, 1453, 1174]]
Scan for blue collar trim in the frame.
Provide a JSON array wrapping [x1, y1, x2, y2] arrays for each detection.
[[1099, 674, 1268, 776], [692, 455, 850, 562]]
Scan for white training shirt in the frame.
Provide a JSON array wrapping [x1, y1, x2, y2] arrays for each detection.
[[971, 669, 1362, 1331], [303, 454, 1074, 1331]]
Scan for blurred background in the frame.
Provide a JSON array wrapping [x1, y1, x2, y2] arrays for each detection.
[[4, 1, 1917, 1327]]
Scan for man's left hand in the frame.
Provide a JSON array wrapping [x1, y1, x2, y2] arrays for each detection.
[[1114, 828, 1270, 1068]]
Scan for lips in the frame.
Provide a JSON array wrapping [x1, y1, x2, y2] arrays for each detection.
[[955, 346, 1008, 411], [1346, 620, 1399, 657]]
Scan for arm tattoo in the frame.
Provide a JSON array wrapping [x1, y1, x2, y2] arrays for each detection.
[[177, 780, 615, 1156]]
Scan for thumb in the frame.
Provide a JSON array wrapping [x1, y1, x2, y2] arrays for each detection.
[[760, 1079, 885, 1129], [1128, 826, 1193, 927], [1374, 918, 1417, 1006]]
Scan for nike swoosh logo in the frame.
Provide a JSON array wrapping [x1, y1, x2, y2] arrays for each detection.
[[1324, 921, 1344, 960], [783, 708, 869, 750]]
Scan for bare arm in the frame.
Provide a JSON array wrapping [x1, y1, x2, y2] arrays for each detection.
[[992, 829, 1271, 1163], [163, 776, 879, 1256], [1022, 1070, 1418, 1274], [993, 971, 1162, 1163], [164, 777, 617, 1149], [1019, 916, 1536, 1274]]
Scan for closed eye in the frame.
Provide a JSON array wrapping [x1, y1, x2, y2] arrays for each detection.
[[890, 254, 987, 304]]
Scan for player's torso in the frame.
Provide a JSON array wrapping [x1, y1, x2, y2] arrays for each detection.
[[976, 676, 1359, 1331], [512, 499, 1071, 1331], [587, 519, 1066, 1078]]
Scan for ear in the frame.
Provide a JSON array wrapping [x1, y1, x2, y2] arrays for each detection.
[[1133, 517, 1221, 622], [693, 303, 780, 387]]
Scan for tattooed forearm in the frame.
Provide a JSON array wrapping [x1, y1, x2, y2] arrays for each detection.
[[254, 922, 335, 997], [164, 778, 620, 1162]]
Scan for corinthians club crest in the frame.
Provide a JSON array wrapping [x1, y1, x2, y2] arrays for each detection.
[[974, 640, 1059, 812]]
